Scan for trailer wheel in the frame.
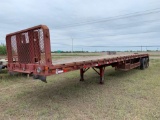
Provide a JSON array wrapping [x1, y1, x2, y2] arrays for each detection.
[[140, 58, 145, 70], [145, 58, 149, 68]]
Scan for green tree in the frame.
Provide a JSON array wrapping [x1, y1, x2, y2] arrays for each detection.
[[0, 44, 7, 55]]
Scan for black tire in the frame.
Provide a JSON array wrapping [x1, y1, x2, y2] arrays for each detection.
[[2, 65, 7, 69], [145, 58, 149, 68], [140, 58, 146, 70]]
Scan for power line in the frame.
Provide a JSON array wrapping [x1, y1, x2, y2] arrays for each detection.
[[66, 18, 160, 33], [51, 9, 160, 41], [51, 18, 160, 39], [85, 45, 160, 48], [52, 30, 160, 41], [51, 42, 160, 48], [54, 8, 160, 29]]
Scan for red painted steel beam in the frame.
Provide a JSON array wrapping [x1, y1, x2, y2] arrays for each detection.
[[5, 24, 150, 84], [99, 66, 105, 84]]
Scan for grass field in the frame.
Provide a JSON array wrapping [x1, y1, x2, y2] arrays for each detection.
[[0, 52, 160, 120]]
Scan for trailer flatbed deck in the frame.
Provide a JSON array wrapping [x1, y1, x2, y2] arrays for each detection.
[[52, 53, 138, 65], [6, 25, 149, 84]]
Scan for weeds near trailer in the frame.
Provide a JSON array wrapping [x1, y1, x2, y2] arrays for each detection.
[[0, 70, 31, 86], [0, 55, 160, 120]]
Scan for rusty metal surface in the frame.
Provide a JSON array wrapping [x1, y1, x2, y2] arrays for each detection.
[[52, 54, 139, 65], [51, 54, 148, 69], [6, 25, 149, 77], [6, 25, 52, 73]]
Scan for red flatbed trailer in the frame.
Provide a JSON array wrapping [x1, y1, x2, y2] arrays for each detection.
[[6, 25, 149, 84]]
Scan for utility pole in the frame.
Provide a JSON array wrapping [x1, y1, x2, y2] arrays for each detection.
[[141, 46, 142, 52], [72, 38, 73, 53]]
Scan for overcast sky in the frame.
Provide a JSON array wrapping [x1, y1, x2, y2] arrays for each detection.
[[0, 0, 160, 51]]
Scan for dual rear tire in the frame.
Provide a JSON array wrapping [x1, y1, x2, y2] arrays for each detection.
[[140, 58, 149, 70]]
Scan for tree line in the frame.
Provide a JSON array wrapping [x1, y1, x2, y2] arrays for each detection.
[[0, 44, 6, 55]]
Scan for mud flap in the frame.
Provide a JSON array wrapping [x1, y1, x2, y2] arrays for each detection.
[[33, 74, 47, 83]]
